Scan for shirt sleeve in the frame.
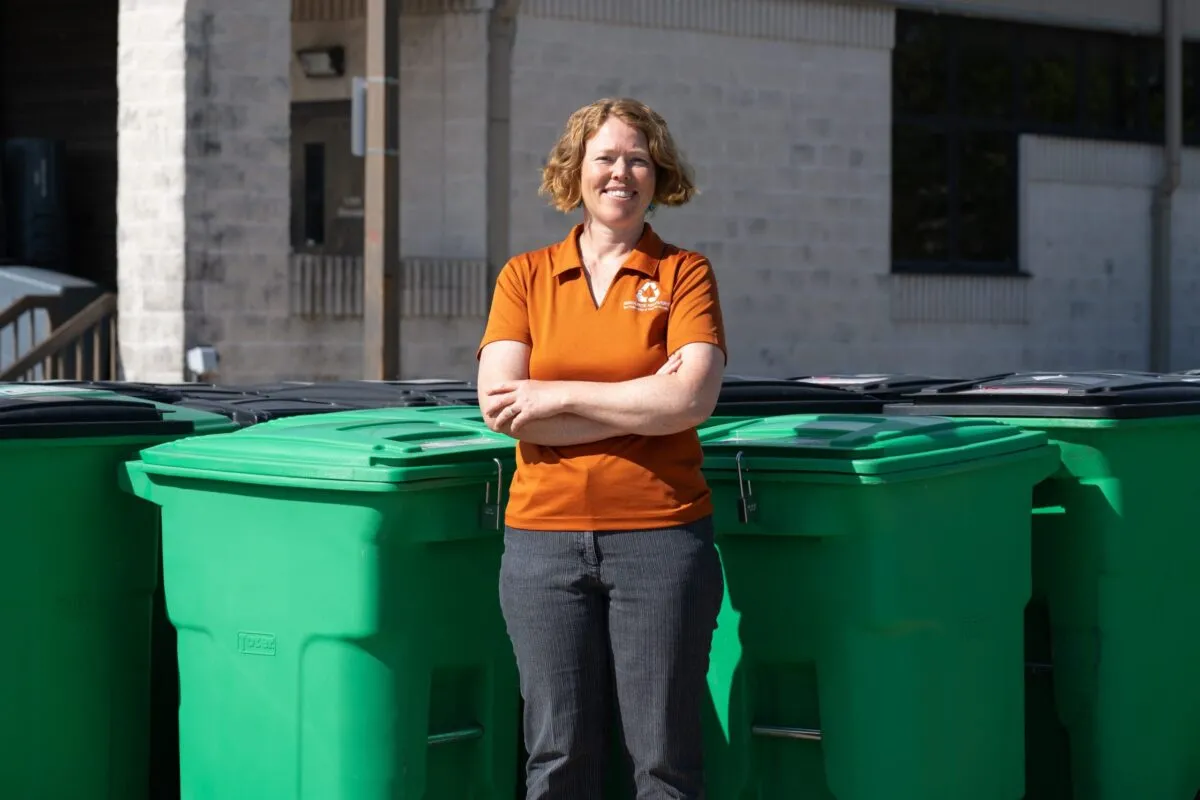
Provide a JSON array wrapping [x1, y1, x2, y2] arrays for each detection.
[[477, 257, 533, 358], [667, 254, 727, 362]]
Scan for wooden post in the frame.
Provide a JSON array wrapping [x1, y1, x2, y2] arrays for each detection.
[[363, 0, 401, 379]]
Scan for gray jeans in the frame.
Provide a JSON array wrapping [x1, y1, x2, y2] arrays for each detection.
[[499, 517, 724, 800]]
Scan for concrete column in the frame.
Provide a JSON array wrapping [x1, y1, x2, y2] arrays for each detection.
[[118, 0, 291, 383]]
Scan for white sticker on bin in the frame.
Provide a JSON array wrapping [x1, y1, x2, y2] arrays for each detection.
[[809, 376, 880, 385], [966, 387, 1071, 395], [420, 436, 498, 450]]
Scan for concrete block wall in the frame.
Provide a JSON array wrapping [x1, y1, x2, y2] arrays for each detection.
[[507, 1, 1200, 378], [1021, 136, 1200, 372], [275, 6, 494, 381], [282, 6, 365, 381], [117, 1, 190, 383], [392, 9, 495, 380], [1019, 138, 1155, 370], [118, 0, 295, 384], [886, 136, 1200, 376], [510, 0, 896, 376], [296, 0, 902, 382], [118, 0, 1199, 383], [119, 1, 496, 383]]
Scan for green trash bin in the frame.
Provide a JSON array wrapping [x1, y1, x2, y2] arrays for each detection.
[[0, 384, 237, 800], [697, 413, 1058, 800], [122, 410, 520, 799], [887, 371, 1200, 800]]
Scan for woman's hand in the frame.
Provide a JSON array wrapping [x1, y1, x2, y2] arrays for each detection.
[[484, 351, 681, 434], [656, 351, 682, 376], [484, 380, 566, 434]]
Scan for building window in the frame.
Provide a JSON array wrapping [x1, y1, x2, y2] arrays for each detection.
[[893, 11, 1200, 275], [302, 142, 326, 247], [289, 101, 362, 256]]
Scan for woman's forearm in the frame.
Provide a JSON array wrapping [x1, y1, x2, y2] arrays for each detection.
[[556, 375, 707, 436], [506, 413, 626, 446]]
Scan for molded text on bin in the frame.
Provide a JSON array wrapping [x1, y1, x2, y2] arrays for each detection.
[[237, 631, 277, 656]]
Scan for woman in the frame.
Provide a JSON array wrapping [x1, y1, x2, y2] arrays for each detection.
[[477, 97, 727, 800]]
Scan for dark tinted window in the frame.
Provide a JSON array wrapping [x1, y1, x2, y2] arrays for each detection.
[[893, 11, 1197, 274], [893, 125, 949, 262]]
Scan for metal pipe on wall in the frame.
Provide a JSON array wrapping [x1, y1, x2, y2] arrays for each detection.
[[486, 1, 519, 287], [1149, 0, 1182, 372], [363, 0, 401, 379]]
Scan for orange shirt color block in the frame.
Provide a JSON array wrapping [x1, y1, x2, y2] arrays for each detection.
[[479, 223, 727, 531]]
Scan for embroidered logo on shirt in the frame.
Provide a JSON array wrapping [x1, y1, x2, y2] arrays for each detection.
[[625, 280, 670, 312]]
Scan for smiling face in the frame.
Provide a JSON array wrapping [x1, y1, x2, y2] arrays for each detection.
[[579, 115, 656, 234]]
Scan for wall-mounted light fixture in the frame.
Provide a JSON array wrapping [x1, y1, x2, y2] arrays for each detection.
[[297, 46, 346, 79]]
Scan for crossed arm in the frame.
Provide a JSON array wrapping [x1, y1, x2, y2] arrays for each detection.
[[476, 340, 725, 446]]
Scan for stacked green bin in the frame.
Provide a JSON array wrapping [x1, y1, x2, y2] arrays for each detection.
[[887, 371, 1200, 800], [0, 384, 236, 800], [697, 413, 1058, 799], [122, 410, 520, 799]]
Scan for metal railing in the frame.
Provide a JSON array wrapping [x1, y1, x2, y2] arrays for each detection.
[[0, 294, 61, 377], [289, 252, 491, 319], [0, 293, 118, 381]]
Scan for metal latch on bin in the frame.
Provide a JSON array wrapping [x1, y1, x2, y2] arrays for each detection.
[[753, 723, 821, 742], [736, 451, 758, 524], [479, 458, 503, 530], [428, 724, 484, 747]]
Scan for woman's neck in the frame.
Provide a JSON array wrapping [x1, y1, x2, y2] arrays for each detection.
[[579, 215, 644, 264]]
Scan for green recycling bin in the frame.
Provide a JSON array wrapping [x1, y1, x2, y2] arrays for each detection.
[[697, 413, 1058, 800], [122, 410, 520, 799], [0, 384, 236, 800], [888, 371, 1200, 800]]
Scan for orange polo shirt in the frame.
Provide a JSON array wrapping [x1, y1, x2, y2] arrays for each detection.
[[478, 223, 727, 531]]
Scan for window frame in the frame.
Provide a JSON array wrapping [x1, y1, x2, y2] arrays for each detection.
[[891, 11, 1200, 276]]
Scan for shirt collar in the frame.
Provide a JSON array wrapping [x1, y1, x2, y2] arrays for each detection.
[[550, 222, 664, 278]]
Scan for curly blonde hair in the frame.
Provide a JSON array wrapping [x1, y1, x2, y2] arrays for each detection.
[[539, 97, 697, 213]]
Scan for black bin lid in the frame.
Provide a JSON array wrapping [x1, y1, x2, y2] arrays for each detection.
[[424, 393, 475, 407], [26, 381, 270, 404], [351, 379, 472, 390], [162, 384, 263, 402], [175, 397, 356, 426], [425, 388, 481, 406], [714, 376, 885, 415], [321, 379, 472, 393], [788, 373, 962, 397], [0, 393, 192, 439], [886, 371, 1200, 419], [226, 381, 314, 393], [23, 380, 192, 404], [243, 381, 446, 409]]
